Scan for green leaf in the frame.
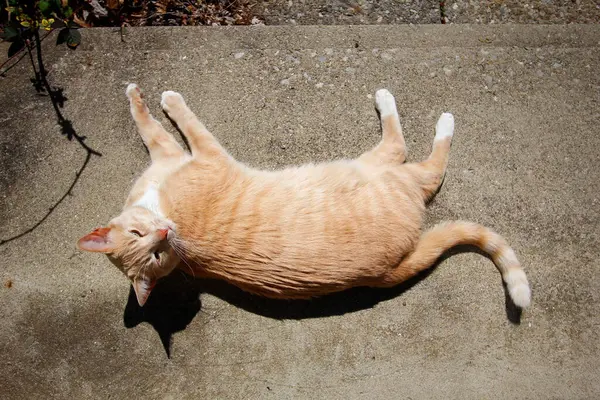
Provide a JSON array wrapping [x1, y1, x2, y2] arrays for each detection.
[[39, 0, 50, 14], [63, 7, 73, 19], [1, 26, 19, 41], [8, 39, 24, 57], [66, 29, 81, 49], [56, 27, 69, 45]]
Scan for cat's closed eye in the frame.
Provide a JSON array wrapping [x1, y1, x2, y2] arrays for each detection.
[[129, 229, 144, 237]]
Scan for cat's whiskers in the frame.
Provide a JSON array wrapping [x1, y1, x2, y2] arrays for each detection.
[[171, 239, 196, 278], [140, 256, 152, 280]]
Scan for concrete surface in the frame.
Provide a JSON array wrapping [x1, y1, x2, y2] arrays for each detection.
[[252, 0, 441, 24], [1, 25, 599, 399], [251, 0, 600, 25], [443, 0, 600, 24]]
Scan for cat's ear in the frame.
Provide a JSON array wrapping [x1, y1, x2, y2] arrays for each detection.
[[133, 277, 156, 307], [77, 227, 115, 253]]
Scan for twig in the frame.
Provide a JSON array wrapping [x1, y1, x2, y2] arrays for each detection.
[[25, 39, 43, 91], [120, 23, 127, 42], [0, 50, 27, 76], [0, 30, 53, 75]]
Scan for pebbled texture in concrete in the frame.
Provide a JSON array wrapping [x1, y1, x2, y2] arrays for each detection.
[[252, 0, 441, 25], [252, 0, 600, 25], [1, 25, 599, 399], [443, 0, 600, 24]]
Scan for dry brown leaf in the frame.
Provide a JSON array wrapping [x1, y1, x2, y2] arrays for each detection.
[[73, 14, 92, 28], [106, 0, 120, 10]]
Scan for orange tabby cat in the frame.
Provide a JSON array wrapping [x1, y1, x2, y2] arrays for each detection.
[[78, 84, 531, 310]]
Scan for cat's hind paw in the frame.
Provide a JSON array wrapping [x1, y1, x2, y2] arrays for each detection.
[[161, 91, 186, 114], [435, 112, 454, 141], [375, 89, 398, 118]]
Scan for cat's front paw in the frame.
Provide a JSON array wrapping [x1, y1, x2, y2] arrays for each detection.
[[375, 89, 398, 118], [126, 83, 142, 99], [161, 91, 186, 114], [126, 83, 148, 113]]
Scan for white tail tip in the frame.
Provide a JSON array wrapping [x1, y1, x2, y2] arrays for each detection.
[[504, 269, 531, 308], [509, 283, 531, 308]]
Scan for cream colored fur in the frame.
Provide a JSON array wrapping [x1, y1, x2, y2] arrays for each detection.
[[77, 84, 531, 310]]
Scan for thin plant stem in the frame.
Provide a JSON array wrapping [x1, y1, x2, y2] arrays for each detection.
[[25, 38, 42, 88], [0, 30, 53, 74]]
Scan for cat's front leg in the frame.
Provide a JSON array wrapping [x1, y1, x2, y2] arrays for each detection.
[[126, 83, 186, 162], [161, 91, 229, 160]]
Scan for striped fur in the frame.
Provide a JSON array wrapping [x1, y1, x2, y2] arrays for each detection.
[[77, 85, 531, 309]]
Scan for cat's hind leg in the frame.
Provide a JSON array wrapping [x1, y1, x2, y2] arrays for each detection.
[[406, 112, 454, 202], [160, 91, 229, 160], [126, 84, 186, 162], [370, 221, 531, 309], [359, 89, 407, 166]]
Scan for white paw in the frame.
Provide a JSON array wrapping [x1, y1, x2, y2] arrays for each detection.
[[126, 83, 140, 98], [435, 112, 454, 140], [375, 89, 398, 118], [160, 90, 185, 113]]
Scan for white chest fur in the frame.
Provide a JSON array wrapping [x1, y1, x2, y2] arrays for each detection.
[[133, 185, 164, 216]]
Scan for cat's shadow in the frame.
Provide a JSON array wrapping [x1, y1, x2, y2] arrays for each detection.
[[123, 246, 522, 357]]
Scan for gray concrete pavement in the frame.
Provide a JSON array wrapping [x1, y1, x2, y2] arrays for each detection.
[[251, 0, 600, 24], [443, 0, 600, 24], [1, 25, 599, 399], [252, 0, 441, 25]]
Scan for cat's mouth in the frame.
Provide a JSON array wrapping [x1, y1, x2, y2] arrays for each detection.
[[157, 226, 176, 243], [166, 227, 176, 242]]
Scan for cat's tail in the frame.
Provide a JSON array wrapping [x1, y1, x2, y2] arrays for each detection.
[[382, 221, 531, 308]]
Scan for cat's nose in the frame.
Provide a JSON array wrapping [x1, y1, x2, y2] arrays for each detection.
[[157, 229, 169, 240]]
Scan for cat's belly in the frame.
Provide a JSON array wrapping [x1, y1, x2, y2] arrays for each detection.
[[178, 164, 424, 298]]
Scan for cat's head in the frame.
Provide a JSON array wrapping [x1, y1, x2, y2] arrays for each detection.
[[77, 206, 180, 306]]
